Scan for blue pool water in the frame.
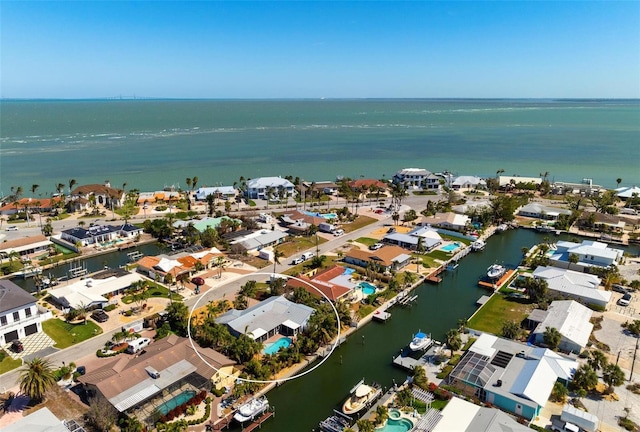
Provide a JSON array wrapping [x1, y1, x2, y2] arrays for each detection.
[[441, 243, 461, 252], [263, 337, 292, 355], [343, 268, 355, 275], [379, 418, 414, 432], [359, 282, 377, 295], [156, 390, 196, 415], [303, 211, 338, 219]]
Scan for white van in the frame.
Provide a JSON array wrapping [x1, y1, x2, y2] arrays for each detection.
[[126, 337, 151, 354], [301, 252, 314, 260]]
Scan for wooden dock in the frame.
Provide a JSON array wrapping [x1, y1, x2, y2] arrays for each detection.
[[392, 342, 444, 371], [425, 265, 445, 284], [241, 411, 274, 431], [372, 309, 391, 322], [478, 269, 515, 290]]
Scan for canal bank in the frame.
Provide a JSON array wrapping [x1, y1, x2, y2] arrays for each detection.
[[230, 228, 635, 432]]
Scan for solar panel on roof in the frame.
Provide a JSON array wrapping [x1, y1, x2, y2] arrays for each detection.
[[491, 350, 514, 368]]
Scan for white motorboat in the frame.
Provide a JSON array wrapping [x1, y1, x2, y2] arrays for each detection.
[[487, 264, 507, 280], [471, 240, 486, 251], [408, 331, 432, 351], [342, 380, 382, 415], [233, 396, 269, 423]]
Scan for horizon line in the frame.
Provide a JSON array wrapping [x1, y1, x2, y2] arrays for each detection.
[[2, 97, 640, 102]]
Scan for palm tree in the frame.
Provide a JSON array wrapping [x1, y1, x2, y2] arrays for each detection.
[[616, 178, 622, 188], [192, 176, 199, 191], [445, 328, 462, 358], [19, 357, 56, 402], [587, 350, 608, 372], [68, 178, 77, 195], [602, 363, 625, 394], [273, 247, 284, 274]]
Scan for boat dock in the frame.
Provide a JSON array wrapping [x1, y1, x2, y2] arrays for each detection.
[[392, 341, 445, 372], [318, 410, 353, 432], [127, 250, 143, 261], [478, 269, 516, 290], [372, 309, 391, 322], [240, 410, 274, 431], [425, 266, 444, 284]]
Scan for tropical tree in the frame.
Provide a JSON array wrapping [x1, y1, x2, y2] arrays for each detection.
[[551, 382, 569, 403], [239, 280, 258, 298], [571, 364, 598, 392], [273, 247, 284, 274], [587, 350, 608, 372], [501, 320, 521, 340], [166, 301, 189, 336], [374, 404, 389, 427], [412, 365, 429, 390], [356, 419, 375, 432], [616, 178, 622, 188], [402, 271, 417, 289], [18, 357, 56, 402], [543, 326, 562, 350], [445, 329, 462, 358], [602, 363, 625, 394], [68, 178, 77, 195]]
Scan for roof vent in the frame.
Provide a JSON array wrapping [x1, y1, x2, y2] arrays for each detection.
[[496, 379, 502, 387]]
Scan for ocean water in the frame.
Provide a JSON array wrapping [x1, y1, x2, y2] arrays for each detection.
[[1, 99, 638, 195]]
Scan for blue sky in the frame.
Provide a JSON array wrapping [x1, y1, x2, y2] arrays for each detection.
[[1, 1, 639, 99]]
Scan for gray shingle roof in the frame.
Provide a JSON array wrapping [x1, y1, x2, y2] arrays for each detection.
[[0, 280, 37, 313]]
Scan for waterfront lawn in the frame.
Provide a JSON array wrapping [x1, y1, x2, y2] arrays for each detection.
[[355, 237, 378, 247], [0, 350, 21, 374], [42, 319, 103, 349], [439, 234, 472, 246], [467, 294, 535, 335], [414, 254, 440, 269], [426, 250, 453, 262]]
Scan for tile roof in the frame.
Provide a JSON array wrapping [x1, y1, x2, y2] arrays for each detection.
[[0, 235, 49, 251]]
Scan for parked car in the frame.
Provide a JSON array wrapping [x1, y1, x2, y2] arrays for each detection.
[[612, 284, 627, 293], [76, 366, 86, 375], [5, 225, 18, 231], [301, 252, 314, 260], [91, 309, 109, 323], [333, 229, 345, 236], [369, 243, 384, 251], [386, 227, 396, 233], [292, 257, 304, 265], [618, 292, 632, 306], [11, 340, 24, 353]]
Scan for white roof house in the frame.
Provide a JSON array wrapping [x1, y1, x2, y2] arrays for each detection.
[[420, 212, 471, 232], [531, 300, 593, 353], [383, 226, 442, 251], [615, 185, 640, 199], [393, 168, 433, 188], [518, 203, 572, 220], [1, 407, 69, 432], [499, 176, 543, 187], [194, 186, 237, 201], [532, 266, 611, 308], [451, 176, 486, 190], [246, 177, 295, 199], [48, 272, 144, 310], [229, 229, 288, 252], [433, 397, 532, 432], [551, 240, 623, 268]]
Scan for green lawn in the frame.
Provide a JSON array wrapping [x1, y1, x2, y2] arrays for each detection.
[[277, 236, 327, 258], [0, 351, 21, 374], [344, 215, 377, 232], [42, 319, 103, 349], [122, 283, 182, 304], [355, 237, 378, 247], [467, 294, 536, 335]]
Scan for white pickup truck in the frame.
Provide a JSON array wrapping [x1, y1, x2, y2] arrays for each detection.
[[552, 421, 580, 432]]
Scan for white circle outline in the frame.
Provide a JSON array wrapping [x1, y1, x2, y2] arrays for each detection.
[[186, 272, 342, 384]]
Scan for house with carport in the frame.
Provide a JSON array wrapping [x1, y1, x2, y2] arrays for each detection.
[[420, 212, 470, 232], [78, 335, 237, 427], [527, 300, 593, 354], [215, 295, 314, 343], [343, 245, 412, 273], [446, 333, 578, 422]]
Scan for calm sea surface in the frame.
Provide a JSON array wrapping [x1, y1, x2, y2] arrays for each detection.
[[1, 99, 638, 195]]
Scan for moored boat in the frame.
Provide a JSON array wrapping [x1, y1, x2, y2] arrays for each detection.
[[471, 240, 486, 251], [408, 331, 432, 351], [486, 264, 507, 280], [342, 380, 382, 415], [233, 396, 269, 423]]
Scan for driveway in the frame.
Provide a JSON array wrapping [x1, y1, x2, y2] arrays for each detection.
[[2, 331, 56, 361]]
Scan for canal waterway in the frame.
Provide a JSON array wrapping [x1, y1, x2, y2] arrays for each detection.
[[235, 228, 636, 432]]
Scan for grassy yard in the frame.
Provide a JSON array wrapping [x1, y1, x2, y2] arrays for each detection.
[[467, 294, 536, 335], [343, 215, 377, 233], [439, 234, 472, 246], [355, 237, 378, 247], [276, 236, 327, 258], [122, 283, 182, 304], [0, 350, 22, 374], [42, 319, 103, 349]]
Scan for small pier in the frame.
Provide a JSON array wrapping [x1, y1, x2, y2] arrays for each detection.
[[319, 410, 352, 432], [127, 250, 143, 262], [240, 410, 274, 431], [398, 294, 418, 306], [425, 266, 444, 284], [478, 269, 515, 290], [392, 342, 444, 372], [372, 309, 391, 322], [68, 263, 88, 278]]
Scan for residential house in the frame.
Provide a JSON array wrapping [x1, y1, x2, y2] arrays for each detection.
[[518, 203, 572, 220], [498, 176, 543, 188], [451, 176, 486, 191], [393, 168, 432, 188], [246, 177, 295, 200], [615, 185, 640, 200], [452, 199, 492, 215], [78, 335, 237, 427], [47, 270, 144, 310], [70, 182, 125, 208], [286, 265, 356, 302], [531, 266, 611, 308], [551, 178, 602, 196], [447, 333, 578, 421], [173, 216, 240, 233], [0, 196, 63, 216], [420, 212, 471, 232], [136, 190, 182, 206], [60, 224, 142, 247], [528, 300, 593, 354], [343, 245, 412, 272], [432, 396, 533, 432], [348, 179, 389, 197], [0, 280, 52, 345], [194, 186, 237, 201], [228, 229, 288, 253], [301, 180, 339, 196], [215, 295, 315, 343], [279, 210, 327, 234], [1, 407, 73, 432], [577, 211, 628, 235], [383, 226, 442, 251], [0, 235, 53, 260], [549, 240, 623, 269]]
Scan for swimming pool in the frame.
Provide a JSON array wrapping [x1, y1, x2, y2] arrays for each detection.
[[343, 268, 355, 276], [303, 211, 338, 219], [263, 337, 292, 355], [156, 390, 196, 415], [441, 243, 461, 252], [378, 418, 414, 432], [359, 282, 377, 295]]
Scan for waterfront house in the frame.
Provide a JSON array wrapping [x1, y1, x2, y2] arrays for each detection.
[[528, 300, 593, 354], [300, 180, 339, 196], [0, 196, 63, 216], [136, 190, 182, 206], [343, 245, 412, 272], [347, 178, 389, 195], [246, 177, 295, 200], [194, 186, 237, 201], [498, 176, 543, 189], [215, 295, 315, 343], [518, 203, 572, 220], [70, 182, 125, 208], [0, 235, 53, 260], [286, 265, 356, 302], [451, 176, 486, 191], [393, 168, 431, 188], [173, 216, 241, 233], [383, 226, 442, 251], [78, 335, 237, 427], [47, 270, 144, 310], [577, 211, 627, 235], [452, 199, 492, 215], [432, 396, 533, 432], [530, 266, 611, 309], [135, 255, 192, 281], [419, 212, 471, 232], [61, 224, 119, 247], [551, 178, 602, 196], [0, 280, 52, 345], [615, 185, 640, 200], [447, 333, 578, 422], [549, 240, 623, 269], [227, 229, 288, 253]]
